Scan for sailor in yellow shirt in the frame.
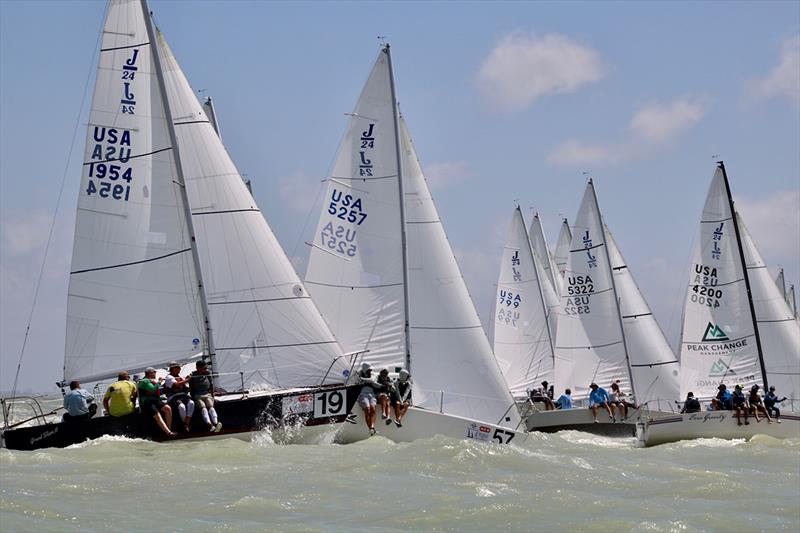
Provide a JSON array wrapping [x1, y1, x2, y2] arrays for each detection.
[[103, 371, 138, 417]]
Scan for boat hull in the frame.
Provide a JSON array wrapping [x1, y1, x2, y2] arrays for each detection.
[[335, 405, 525, 445], [636, 411, 800, 447], [1, 384, 359, 451], [524, 407, 645, 436]]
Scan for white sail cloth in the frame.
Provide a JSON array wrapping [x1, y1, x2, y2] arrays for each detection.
[[605, 226, 680, 409], [306, 48, 519, 428], [491, 207, 556, 399], [738, 216, 800, 404], [679, 167, 762, 401], [529, 214, 561, 298], [553, 181, 631, 401], [65, 0, 204, 384], [555, 218, 572, 279], [157, 30, 348, 390]]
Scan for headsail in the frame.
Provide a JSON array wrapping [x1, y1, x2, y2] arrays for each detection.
[[554, 218, 572, 280], [65, 0, 205, 384], [775, 268, 799, 319], [529, 213, 561, 298], [305, 48, 406, 373], [553, 180, 631, 401], [158, 30, 348, 390], [605, 225, 680, 409], [679, 165, 762, 401], [400, 115, 520, 427], [491, 207, 556, 399], [738, 215, 800, 403]]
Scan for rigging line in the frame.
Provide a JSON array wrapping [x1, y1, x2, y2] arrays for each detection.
[[9, 1, 109, 416]]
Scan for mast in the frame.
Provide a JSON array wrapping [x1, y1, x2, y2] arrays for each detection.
[[589, 178, 636, 400], [385, 44, 412, 373], [718, 161, 768, 388], [141, 0, 217, 368], [521, 207, 556, 366], [203, 96, 222, 139]]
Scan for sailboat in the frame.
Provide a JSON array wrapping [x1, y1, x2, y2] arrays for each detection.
[[304, 45, 523, 444], [775, 268, 798, 319], [490, 206, 557, 401], [637, 162, 800, 446], [1, 0, 358, 451], [528, 179, 680, 433], [554, 218, 572, 291]]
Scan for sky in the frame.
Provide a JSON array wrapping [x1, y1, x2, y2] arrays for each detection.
[[1, 0, 798, 393]]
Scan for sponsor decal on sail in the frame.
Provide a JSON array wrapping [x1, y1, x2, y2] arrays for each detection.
[[702, 322, 729, 342], [708, 358, 735, 378]]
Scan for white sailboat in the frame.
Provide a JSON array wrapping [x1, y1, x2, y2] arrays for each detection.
[[2, 0, 356, 450], [775, 268, 798, 319], [490, 206, 557, 400], [305, 45, 523, 444], [637, 162, 800, 447], [554, 217, 572, 281], [529, 179, 680, 433]]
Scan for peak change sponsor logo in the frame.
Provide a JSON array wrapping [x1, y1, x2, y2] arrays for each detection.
[[702, 322, 729, 342], [708, 358, 735, 378]]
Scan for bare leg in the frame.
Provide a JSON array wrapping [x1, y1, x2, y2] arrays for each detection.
[[605, 402, 614, 420], [396, 402, 409, 423], [591, 405, 599, 422], [162, 405, 172, 429], [362, 406, 371, 430], [367, 405, 376, 429], [153, 412, 175, 436]]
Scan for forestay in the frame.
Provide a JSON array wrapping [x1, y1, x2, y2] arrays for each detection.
[[400, 116, 520, 427], [738, 215, 800, 404], [304, 48, 406, 373], [158, 30, 348, 390], [491, 207, 556, 399], [65, 0, 204, 384], [605, 225, 680, 409], [553, 181, 632, 401], [679, 166, 761, 401]]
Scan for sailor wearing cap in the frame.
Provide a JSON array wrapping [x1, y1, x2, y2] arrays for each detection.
[[164, 361, 195, 432], [356, 362, 378, 435]]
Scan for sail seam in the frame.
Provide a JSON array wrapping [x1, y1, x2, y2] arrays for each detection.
[[407, 220, 441, 225], [192, 208, 261, 216], [756, 318, 796, 323], [622, 312, 652, 319], [700, 216, 734, 224], [330, 174, 398, 181], [305, 280, 403, 289], [686, 277, 743, 288], [631, 360, 678, 367], [100, 41, 150, 52], [555, 340, 623, 350], [410, 325, 483, 330], [217, 340, 338, 351], [70, 248, 192, 275], [208, 296, 311, 305], [569, 243, 604, 253], [83, 146, 172, 166], [680, 333, 753, 345]]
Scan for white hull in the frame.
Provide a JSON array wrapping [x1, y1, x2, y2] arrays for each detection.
[[335, 406, 526, 445], [636, 411, 800, 447], [524, 406, 650, 436]]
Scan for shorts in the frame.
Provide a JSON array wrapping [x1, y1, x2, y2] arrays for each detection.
[[141, 401, 164, 416], [358, 392, 376, 409], [193, 394, 214, 410], [390, 393, 410, 406]]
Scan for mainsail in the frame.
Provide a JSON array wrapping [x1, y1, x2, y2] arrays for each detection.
[[491, 207, 556, 399], [157, 30, 348, 390], [605, 225, 680, 409], [306, 46, 519, 428], [679, 164, 763, 401], [553, 180, 632, 401], [65, 0, 205, 384], [738, 216, 800, 403]]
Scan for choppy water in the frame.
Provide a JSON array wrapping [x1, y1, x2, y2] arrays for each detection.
[[2, 423, 798, 532]]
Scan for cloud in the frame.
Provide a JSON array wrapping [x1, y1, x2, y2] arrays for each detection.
[[746, 36, 800, 109], [476, 32, 603, 111], [735, 190, 800, 270], [549, 99, 706, 166], [1, 211, 52, 257], [277, 170, 320, 214], [424, 161, 470, 190]]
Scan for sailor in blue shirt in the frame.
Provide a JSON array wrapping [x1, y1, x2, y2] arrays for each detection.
[[63, 381, 97, 422], [588, 383, 616, 422], [555, 388, 573, 409]]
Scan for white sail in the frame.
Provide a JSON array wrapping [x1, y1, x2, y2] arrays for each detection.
[[491, 207, 556, 399], [554, 218, 572, 279], [529, 213, 561, 297], [65, 0, 204, 384], [790, 285, 799, 320], [305, 48, 406, 373], [605, 225, 680, 408], [400, 116, 520, 427], [774, 268, 799, 319], [553, 181, 631, 401], [158, 30, 347, 390], [679, 165, 761, 401], [738, 215, 800, 403]]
